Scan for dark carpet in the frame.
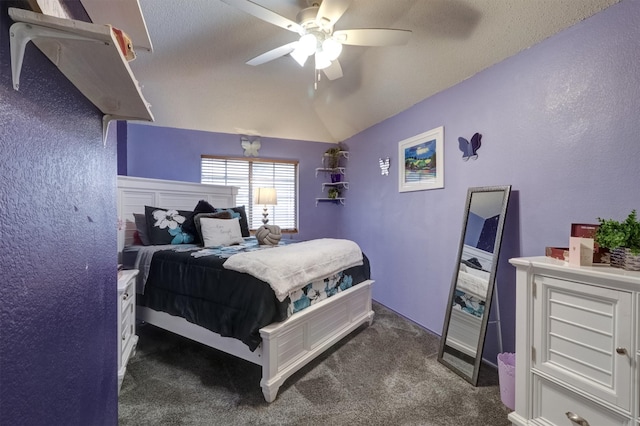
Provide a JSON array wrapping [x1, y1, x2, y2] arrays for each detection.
[[118, 302, 511, 425]]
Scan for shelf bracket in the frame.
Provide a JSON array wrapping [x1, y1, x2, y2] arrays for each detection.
[[103, 115, 113, 146], [102, 114, 135, 146], [10, 22, 100, 91]]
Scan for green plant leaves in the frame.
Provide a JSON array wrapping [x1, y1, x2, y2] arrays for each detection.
[[596, 209, 640, 254]]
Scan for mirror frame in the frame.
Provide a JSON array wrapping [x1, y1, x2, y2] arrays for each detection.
[[437, 185, 511, 385]]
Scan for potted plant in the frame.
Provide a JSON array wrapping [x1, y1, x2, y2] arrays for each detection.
[[595, 209, 640, 270], [324, 146, 343, 183], [328, 187, 340, 199]]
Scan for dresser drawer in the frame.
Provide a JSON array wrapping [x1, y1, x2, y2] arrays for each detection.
[[121, 284, 135, 315], [121, 291, 135, 322], [121, 309, 134, 347], [533, 375, 632, 426], [117, 269, 138, 393], [533, 274, 633, 411]]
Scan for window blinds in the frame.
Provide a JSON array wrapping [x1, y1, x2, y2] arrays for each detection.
[[201, 157, 298, 232]]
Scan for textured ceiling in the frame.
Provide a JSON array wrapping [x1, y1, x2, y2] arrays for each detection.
[[129, 0, 619, 143]]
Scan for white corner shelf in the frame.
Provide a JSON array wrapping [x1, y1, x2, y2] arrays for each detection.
[[322, 151, 349, 161], [321, 182, 349, 191], [315, 167, 346, 177], [317, 150, 349, 206], [315, 198, 345, 206], [8, 7, 154, 142]]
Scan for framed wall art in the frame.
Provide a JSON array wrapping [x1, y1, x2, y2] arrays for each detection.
[[398, 126, 444, 192]]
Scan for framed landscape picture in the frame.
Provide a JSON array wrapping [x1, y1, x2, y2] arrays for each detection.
[[398, 126, 444, 192]]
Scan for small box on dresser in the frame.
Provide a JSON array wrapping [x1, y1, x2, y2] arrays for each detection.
[[117, 269, 139, 393], [509, 257, 640, 426]]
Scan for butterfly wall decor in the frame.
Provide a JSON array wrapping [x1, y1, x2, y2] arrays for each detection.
[[458, 133, 481, 161], [241, 136, 261, 157], [379, 157, 390, 176]]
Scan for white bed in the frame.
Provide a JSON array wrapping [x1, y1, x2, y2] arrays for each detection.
[[444, 244, 492, 357], [117, 176, 375, 402]]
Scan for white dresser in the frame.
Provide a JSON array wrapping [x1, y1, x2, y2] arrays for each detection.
[[509, 256, 639, 426], [117, 269, 139, 393]]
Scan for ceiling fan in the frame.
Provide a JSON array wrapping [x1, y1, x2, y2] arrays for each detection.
[[220, 0, 411, 82]]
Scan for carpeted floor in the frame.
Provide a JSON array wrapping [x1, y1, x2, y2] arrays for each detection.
[[119, 302, 512, 425]]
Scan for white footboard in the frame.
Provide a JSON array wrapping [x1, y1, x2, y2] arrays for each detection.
[[259, 279, 374, 402], [137, 279, 374, 402]]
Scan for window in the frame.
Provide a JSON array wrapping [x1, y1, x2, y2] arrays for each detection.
[[201, 156, 298, 232]]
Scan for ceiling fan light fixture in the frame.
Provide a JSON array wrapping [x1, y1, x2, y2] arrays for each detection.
[[322, 37, 342, 61], [315, 51, 332, 70], [290, 45, 309, 66], [298, 33, 318, 57]]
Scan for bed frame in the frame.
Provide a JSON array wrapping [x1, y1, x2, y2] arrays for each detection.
[[117, 176, 375, 402]]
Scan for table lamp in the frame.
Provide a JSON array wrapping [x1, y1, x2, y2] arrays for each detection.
[[255, 187, 277, 224]]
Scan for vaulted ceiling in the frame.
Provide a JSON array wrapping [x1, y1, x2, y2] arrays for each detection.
[[128, 0, 618, 143]]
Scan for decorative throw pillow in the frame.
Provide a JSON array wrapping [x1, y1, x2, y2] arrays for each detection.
[[182, 200, 216, 243], [214, 205, 250, 237], [133, 213, 150, 245], [200, 217, 244, 248], [193, 211, 233, 244], [144, 205, 195, 245]]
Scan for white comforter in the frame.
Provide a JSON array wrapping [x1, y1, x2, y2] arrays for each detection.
[[223, 238, 363, 302], [456, 264, 490, 300]]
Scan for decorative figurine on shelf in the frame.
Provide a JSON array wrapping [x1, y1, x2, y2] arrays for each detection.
[[256, 224, 282, 245], [458, 132, 481, 161]]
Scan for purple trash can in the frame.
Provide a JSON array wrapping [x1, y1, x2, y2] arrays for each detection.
[[497, 352, 516, 410]]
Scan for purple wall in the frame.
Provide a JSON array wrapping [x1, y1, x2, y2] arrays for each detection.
[[342, 0, 640, 363], [123, 1, 640, 365], [125, 124, 345, 241], [0, 3, 118, 425]]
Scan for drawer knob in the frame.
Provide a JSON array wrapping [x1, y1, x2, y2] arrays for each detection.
[[122, 293, 129, 300], [615, 347, 628, 355], [565, 412, 590, 426]]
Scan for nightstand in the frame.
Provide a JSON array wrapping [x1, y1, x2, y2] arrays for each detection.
[[117, 269, 139, 393]]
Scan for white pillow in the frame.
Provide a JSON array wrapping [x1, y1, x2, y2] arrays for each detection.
[[200, 217, 244, 247]]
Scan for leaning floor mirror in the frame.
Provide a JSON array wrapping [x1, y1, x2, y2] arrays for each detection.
[[437, 185, 511, 385]]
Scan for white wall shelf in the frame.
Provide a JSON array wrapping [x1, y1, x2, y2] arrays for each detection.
[[315, 167, 345, 177], [315, 198, 345, 206], [8, 7, 154, 143], [80, 0, 153, 52], [316, 150, 348, 205], [321, 182, 349, 191], [322, 150, 349, 161]]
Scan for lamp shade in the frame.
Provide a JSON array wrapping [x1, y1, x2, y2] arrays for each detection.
[[255, 187, 277, 205]]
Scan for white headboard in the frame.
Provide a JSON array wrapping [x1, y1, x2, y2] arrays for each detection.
[[117, 176, 238, 253]]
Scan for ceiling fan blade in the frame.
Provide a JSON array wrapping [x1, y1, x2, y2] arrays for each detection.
[[220, 0, 302, 33], [334, 28, 412, 46], [316, 0, 352, 28], [247, 42, 298, 66], [322, 60, 343, 81]]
